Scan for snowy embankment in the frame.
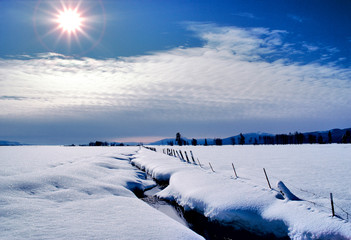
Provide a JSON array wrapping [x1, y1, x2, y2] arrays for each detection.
[[132, 145, 351, 240], [0, 146, 203, 240]]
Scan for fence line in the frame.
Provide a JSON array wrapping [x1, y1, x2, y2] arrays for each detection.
[[148, 146, 350, 221]]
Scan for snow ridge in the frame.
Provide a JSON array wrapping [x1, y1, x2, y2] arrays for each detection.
[[132, 147, 351, 240]]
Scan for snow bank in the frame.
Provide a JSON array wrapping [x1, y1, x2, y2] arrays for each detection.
[[132, 146, 351, 240], [0, 146, 203, 240]]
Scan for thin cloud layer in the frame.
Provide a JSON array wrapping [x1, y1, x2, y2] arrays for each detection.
[[0, 23, 350, 143]]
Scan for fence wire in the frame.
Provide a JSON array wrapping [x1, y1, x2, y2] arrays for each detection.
[[152, 146, 350, 222]]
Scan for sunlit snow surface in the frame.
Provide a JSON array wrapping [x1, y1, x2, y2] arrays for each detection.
[[133, 145, 351, 240], [1, 145, 350, 240], [0, 146, 203, 240]]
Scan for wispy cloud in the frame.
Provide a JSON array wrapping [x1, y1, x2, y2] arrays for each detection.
[[232, 12, 258, 19], [302, 42, 319, 52], [0, 96, 28, 101], [186, 23, 290, 62], [0, 23, 350, 141], [287, 14, 304, 23]]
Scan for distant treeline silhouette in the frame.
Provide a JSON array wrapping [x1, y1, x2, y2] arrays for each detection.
[[169, 129, 351, 146], [88, 141, 125, 146]]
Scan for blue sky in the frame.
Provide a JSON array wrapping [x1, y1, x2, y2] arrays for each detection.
[[0, 0, 350, 144]]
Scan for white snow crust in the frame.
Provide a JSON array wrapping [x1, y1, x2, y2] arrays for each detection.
[[132, 145, 351, 240], [0, 146, 203, 240]]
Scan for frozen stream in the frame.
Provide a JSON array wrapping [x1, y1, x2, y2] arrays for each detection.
[[0, 146, 204, 240], [137, 174, 289, 240], [2, 145, 347, 239], [141, 184, 188, 227], [131, 145, 351, 240]]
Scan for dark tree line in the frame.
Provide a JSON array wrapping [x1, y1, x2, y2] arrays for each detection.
[[88, 141, 125, 146], [261, 131, 331, 145], [342, 130, 351, 143], [169, 130, 350, 146], [214, 138, 222, 146]]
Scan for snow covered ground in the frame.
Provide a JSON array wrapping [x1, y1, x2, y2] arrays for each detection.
[[1, 145, 350, 240], [0, 146, 203, 240], [132, 144, 351, 240]]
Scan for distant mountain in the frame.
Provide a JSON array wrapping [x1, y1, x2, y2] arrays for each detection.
[[149, 128, 351, 145], [0, 140, 23, 146]]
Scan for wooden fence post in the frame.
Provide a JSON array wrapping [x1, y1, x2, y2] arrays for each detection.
[[184, 151, 190, 163], [209, 162, 215, 172], [197, 158, 202, 167], [176, 150, 181, 160], [179, 151, 185, 161], [190, 151, 196, 164], [232, 163, 238, 178], [330, 193, 335, 217], [263, 168, 272, 189]]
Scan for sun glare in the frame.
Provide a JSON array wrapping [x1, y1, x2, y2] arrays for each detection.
[[34, 0, 106, 55], [57, 8, 82, 33]]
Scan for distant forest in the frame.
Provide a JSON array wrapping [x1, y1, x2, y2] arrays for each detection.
[[167, 128, 351, 146], [2, 128, 350, 147], [80, 128, 351, 147]]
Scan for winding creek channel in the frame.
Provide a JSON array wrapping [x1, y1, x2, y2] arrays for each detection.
[[130, 161, 290, 240]]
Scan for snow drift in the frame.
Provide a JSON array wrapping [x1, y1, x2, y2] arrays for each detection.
[[0, 146, 203, 240], [132, 145, 351, 240]]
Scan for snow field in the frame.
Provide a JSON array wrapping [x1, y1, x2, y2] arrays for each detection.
[[0, 146, 204, 240], [156, 145, 351, 218], [133, 145, 351, 240]]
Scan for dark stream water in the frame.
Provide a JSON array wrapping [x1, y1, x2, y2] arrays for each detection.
[[128, 154, 289, 240], [142, 185, 189, 227], [139, 180, 289, 240]]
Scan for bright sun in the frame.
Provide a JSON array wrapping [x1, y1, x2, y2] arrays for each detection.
[[33, 0, 106, 54], [56, 8, 82, 33]]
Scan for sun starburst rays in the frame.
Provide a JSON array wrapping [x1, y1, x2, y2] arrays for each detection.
[[52, 1, 87, 49], [33, 0, 105, 55], [56, 8, 83, 34]]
